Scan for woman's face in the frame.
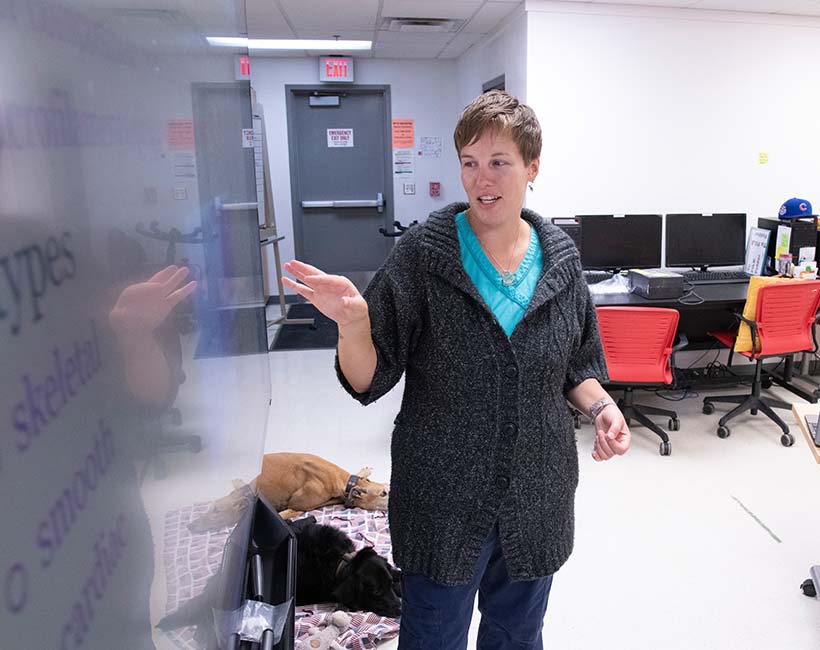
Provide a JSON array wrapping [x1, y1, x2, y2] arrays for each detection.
[[459, 128, 539, 228]]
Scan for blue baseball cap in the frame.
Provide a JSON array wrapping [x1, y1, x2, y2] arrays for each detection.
[[778, 197, 815, 219]]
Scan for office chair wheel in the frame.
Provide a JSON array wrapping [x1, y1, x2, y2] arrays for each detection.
[[668, 418, 680, 431], [659, 441, 672, 456], [702, 402, 715, 415], [761, 377, 773, 390], [781, 433, 794, 447], [717, 425, 731, 439]]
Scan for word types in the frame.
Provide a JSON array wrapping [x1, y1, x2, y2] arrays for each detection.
[[0, 231, 76, 337]]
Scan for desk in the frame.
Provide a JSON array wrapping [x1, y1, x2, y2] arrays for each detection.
[[593, 281, 819, 402], [789, 404, 820, 602], [591, 281, 750, 345], [790, 403, 820, 464]]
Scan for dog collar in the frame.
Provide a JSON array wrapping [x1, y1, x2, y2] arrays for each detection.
[[343, 474, 359, 507], [335, 551, 356, 578]]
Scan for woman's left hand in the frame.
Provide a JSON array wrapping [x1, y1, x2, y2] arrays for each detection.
[[592, 405, 631, 461]]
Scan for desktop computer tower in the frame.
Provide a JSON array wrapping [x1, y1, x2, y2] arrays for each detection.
[[757, 216, 818, 262]]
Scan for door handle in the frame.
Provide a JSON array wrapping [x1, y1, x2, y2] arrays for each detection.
[[302, 193, 385, 213], [379, 219, 418, 237], [219, 201, 258, 211]]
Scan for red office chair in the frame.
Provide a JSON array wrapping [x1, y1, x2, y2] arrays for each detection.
[[703, 280, 820, 446], [596, 307, 687, 456]]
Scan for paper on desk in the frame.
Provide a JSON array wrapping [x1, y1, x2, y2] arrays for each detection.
[[587, 275, 630, 295]]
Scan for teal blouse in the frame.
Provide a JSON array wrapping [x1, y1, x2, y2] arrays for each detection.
[[455, 210, 543, 337]]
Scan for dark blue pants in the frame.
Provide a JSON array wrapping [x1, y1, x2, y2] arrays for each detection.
[[398, 525, 553, 650]]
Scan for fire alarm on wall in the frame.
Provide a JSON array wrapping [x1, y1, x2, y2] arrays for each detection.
[[429, 181, 441, 197]]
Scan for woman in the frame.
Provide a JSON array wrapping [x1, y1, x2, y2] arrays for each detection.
[[283, 91, 631, 650]]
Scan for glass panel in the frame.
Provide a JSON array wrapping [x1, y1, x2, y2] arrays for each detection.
[[0, 2, 270, 648]]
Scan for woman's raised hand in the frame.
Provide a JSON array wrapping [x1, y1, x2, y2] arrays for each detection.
[[282, 260, 369, 327]]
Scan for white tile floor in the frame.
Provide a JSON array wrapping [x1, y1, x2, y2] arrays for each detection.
[[265, 305, 820, 650]]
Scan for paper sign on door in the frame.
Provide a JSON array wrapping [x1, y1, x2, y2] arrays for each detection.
[[327, 129, 354, 147]]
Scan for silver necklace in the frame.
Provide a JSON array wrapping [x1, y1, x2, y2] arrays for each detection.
[[477, 221, 523, 287]]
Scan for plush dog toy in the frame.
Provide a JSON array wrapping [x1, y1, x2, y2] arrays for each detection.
[[303, 611, 352, 650]]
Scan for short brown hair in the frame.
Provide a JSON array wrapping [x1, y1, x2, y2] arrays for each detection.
[[453, 90, 542, 163]]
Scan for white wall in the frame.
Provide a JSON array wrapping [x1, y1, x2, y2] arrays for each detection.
[[525, 1, 820, 222], [457, 9, 529, 106], [251, 57, 463, 294]]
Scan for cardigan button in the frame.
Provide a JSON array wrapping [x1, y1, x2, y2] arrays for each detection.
[[505, 365, 518, 379], [495, 476, 510, 490], [503, 423, 517, 436]]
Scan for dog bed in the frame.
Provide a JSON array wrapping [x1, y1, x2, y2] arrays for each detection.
[[161, 503, 399, 650], [292, 506, 399, 649], [161, 502, 234, 650]]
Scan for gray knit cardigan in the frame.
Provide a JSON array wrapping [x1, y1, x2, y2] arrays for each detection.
[[335, 202, 608, 586]]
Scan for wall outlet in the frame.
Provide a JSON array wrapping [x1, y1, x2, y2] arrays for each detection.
[[403, 182, 415, 195]]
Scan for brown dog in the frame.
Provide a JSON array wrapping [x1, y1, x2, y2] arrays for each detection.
[[188, 452, 389, 533]]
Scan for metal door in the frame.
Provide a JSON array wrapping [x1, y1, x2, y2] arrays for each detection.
[[287, 86, 394, 282], [192, 81, 264, 308]]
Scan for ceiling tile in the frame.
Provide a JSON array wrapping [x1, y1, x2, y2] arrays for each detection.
[[381, 0, 484, 20], [778, 0, 820, 15], [462, 2, 519, 33], [374, 41, 448, 57], [246, 0, 294, 38], [445, 31, 485, 47], [438, 42, 473, 58], [586, 0, 699, 5], [293, 30, 375, 40], [689, 0, 804, 11], [377, 30, 455, 43], [438, 30, 484, 57], [279, 0, 380, 31]]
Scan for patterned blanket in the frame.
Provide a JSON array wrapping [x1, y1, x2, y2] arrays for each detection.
[[161, 502, 399, 650], [293, 506, 399, 649]]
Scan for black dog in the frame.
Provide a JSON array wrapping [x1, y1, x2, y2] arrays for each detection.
[[294, 522, 402, 618]]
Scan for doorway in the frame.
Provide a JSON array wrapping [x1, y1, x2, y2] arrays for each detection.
[[286, 85, 394, 287]]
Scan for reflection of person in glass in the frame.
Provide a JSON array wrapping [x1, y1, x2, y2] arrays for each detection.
[[108, 265, 196, 410], [284, 91, 631, 649]]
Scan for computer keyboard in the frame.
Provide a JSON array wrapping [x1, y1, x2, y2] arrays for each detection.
[[583, 271, 614, 284], [679, 270, 749, 284]]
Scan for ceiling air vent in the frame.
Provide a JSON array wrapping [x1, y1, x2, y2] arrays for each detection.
[[381, 17, 464, 33]]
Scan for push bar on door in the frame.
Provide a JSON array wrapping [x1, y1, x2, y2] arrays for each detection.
[[301, 192, 384, 213]]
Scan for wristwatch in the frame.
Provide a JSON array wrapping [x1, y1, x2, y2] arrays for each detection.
[[589, 398, 616, 421]]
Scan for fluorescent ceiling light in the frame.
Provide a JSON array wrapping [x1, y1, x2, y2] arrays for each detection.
[[207, 37, 372, 50]]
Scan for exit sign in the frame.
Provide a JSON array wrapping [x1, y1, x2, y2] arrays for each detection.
[[235, 54, 251, 80], [319, 56, 354, 83]]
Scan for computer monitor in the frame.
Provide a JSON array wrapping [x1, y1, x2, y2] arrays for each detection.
[[579, 214, 662, 271], [665, 213, 747, 270], [549, 217, 581, 251]]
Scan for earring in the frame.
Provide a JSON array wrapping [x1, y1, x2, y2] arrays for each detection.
[[528, 181, 534, 192]]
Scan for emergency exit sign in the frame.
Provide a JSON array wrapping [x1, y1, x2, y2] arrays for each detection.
[[319, 56, 354, 83], [235, 54, 250, 80]]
